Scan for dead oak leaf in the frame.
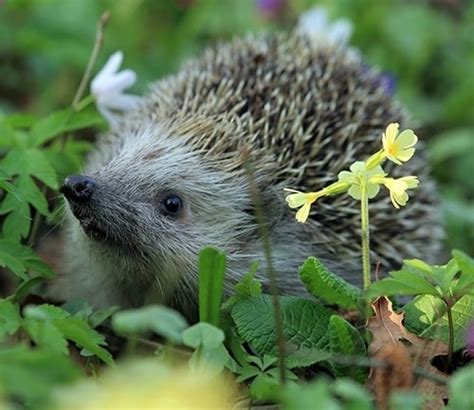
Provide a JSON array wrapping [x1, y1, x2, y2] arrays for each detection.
[[367, 296, 449, 409], [366, 296, 416, 355]]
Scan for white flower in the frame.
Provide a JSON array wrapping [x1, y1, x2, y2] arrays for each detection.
[[91, 51, 142, 127], [297, 6, 353, 47]]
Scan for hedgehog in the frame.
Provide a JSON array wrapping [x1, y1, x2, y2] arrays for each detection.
[[56, 27, 442, 320]]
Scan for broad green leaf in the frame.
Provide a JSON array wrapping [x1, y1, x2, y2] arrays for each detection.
[[1, 198, 31, 242], [182, 323, 229, 374], [453, 249, 474, 275], [0, 300, 21, 340], [198, 247, 226, 327], [112, 305, 188, 344], [299, 257, 363, 310], [332, 379, 375, 410], [328, 315, 368, 383], [403, 294, 474, 350], [366, 269, 440, 299], [182, 322, 225, 349], [231, 295, 333, 369]]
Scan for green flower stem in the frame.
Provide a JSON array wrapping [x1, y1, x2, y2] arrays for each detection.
[[446, 304, 454, 369], [360, 180, 371, 289], [74, 94, 95, 111]]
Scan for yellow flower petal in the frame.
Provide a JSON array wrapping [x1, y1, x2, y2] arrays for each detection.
[[285, 192, 309, 208], [396, 129, 417, 148], [295, 202, 311, 223], [382, 123, 418, 165]]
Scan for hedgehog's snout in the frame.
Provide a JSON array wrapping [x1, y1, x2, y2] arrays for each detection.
[[60, 175, 96, 204]]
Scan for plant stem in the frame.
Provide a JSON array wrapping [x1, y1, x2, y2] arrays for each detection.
[[446, 304, 454, 369], [72, 11, 110, 109], [360, 180, 371, 289], [243, 154, 286, 385]]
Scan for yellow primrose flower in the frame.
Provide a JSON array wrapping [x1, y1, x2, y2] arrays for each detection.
[[285, 181, 351, 223], [338, 161, 386, 200], [382, 123, 418, 165], [285, 189, 323, 223], [54, 360, 236, 410], [382, 176, 419, 208]]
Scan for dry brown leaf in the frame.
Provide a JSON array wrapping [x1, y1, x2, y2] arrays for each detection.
[[367, 296, 449, 409], [366, 296, 413, 355]]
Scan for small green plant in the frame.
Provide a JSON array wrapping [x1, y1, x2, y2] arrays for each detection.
[[367, 250, 474, 369]]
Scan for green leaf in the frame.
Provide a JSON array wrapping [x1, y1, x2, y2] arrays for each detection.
[[222, 263, 261, 310], [89, 305, 120, 328], [182, 323, 229, 374], [22, 319, 69, 355], [389, 392, 424, 410], [2, 148, 58, 189], [54, 317, 114, 365], [0, 300, 21, 340], [182, 322, 225, 349], [23, 304, 113, 365], [447, 365, 474, 410], [280, 379, 340, 410], [453, 249, 474, 275], [299, 257, 363, 310], [366, 269, 440, 299], [403, 294, 474, 350], [7, 276, 45, 304], [328, 315, 368, 383], [0, 346, 80, 408], [30, 108, 103, 147], [231, 295, 333, 369], [112, 305, 188, 344], [198, 247, 226, 327], [0, 240, 54, 279]]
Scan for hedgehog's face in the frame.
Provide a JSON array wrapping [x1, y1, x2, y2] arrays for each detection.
[[62, 125, 254, 295]]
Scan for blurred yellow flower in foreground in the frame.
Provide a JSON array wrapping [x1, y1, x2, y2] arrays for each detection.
[[382, 123, 418, 165], [54, 360, 236, 410]]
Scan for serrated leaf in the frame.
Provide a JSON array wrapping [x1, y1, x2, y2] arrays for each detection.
[[0, 239, 54, 279], [23, 319, 68, 355], [329, 315, 368, 383], [54, 317, 114, 365], [112, 305, 188, 344], [2, 148, 58, 189], [403, 294, 474, 350], [299, 257, 363, 310], [222, 263, 261, 310], [1, 198, 31, 241], [0, 300, 21, 340], [198, 247, 226, 327], [231, 295, 333, 369]]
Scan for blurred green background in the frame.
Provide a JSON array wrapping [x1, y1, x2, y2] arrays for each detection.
[[0, 0, 473, 252]]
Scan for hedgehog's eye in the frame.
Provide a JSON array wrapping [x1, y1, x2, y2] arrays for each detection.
[[161, 194, 183, 215]]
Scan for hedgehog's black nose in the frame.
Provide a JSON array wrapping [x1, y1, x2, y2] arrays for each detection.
[[60, 175, 96, 203]]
